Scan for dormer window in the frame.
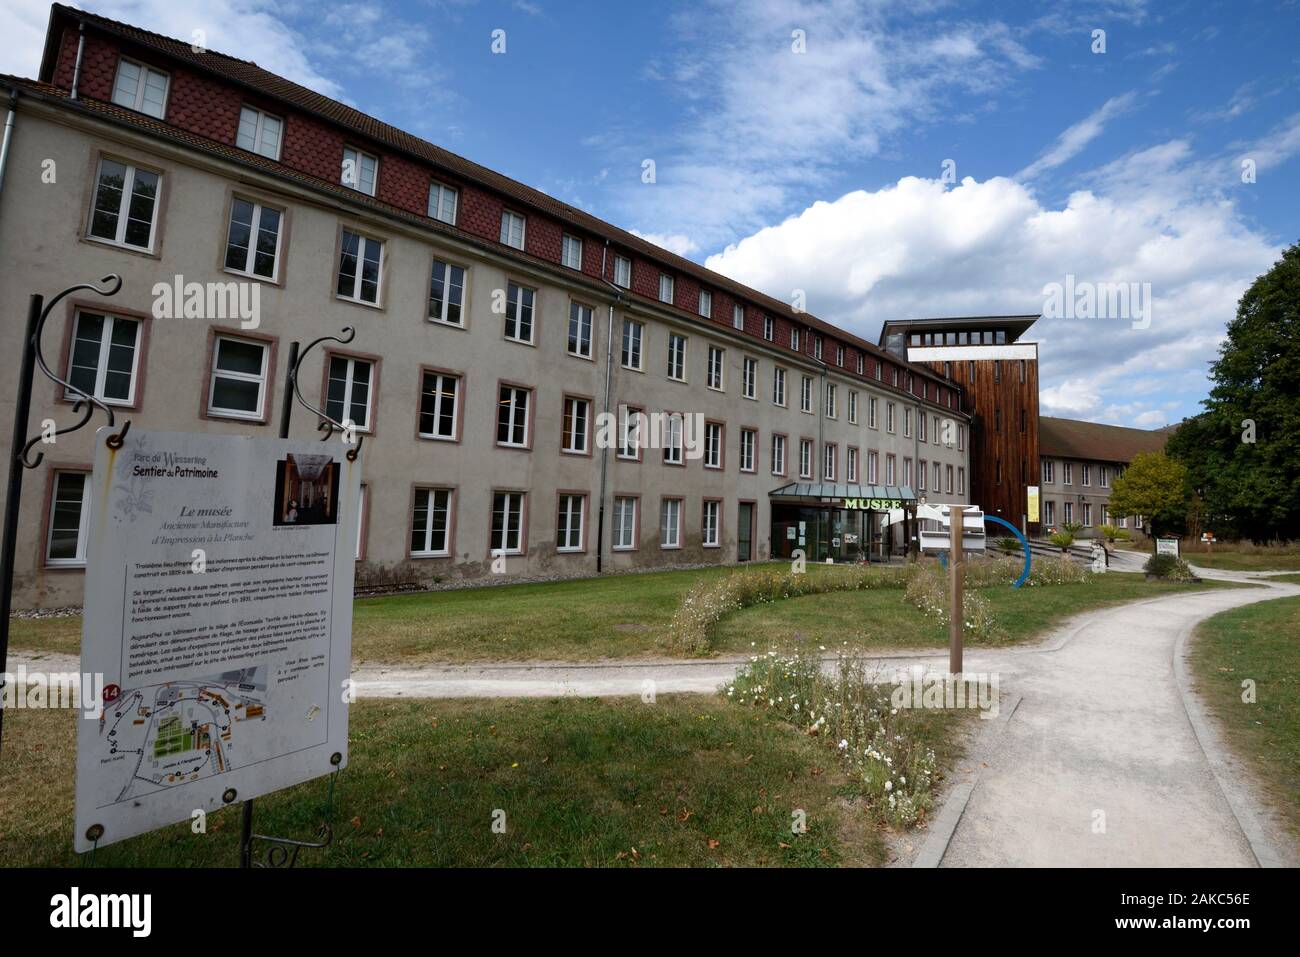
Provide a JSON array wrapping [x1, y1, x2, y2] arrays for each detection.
[[111, 58, 168, 119]]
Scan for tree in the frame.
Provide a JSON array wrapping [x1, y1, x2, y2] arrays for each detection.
[[1107, 451, 1187, 549], [1165, 242, 1300, 541]]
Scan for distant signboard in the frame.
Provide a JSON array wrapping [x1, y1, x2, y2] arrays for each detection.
[[1026, 485, 1040, 523], [1156, 537, 1181, 557], [74, 429, 361, 852]]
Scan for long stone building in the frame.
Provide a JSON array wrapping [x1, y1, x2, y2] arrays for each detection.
[[0, 4, 973, 609]]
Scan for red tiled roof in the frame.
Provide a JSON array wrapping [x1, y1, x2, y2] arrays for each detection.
[[1039, 416, 1169, 463]]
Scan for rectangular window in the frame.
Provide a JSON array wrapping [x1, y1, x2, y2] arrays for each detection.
[[847, 447, 859, 483], [325, 355, 374, 432], [698, 289, 712, 318], [918, 412, 928, 443], [958, 467, 966, 495], [836, 345, 844, 366], [958, 425, 965, 451], [618, 406, 643, 460], [791, 328, 800, 351], [1045, 501, 1057, 526], [557, 494, 585, 551], [112, 58, 168, 118], [207, 335, 268, 420], [702, 500, 721, 548], [418, 371, 459, 440], [236, 106, 282, 159], [903, 407, 912, 438], [733, 303, 745, 330], [428, 259, 466, 325], [614, 255, 632, 288], [933, 461, 941, 492], [336, 230, 383, 304], [868, 450, 879, 484], [825, 383, 837, 419], [823, 443, 837, 481], [67, 311, 140, 406], [886, 402, 896, 433], [225, 197, 282, 280], [946, 465, 955, 494], [568, 302, 594, 358], [504, 283, 535, 343], [613, 497, 637, 550], [500, 211, 526, 249], [800, 375, 813, 413], [428, 181, 458, 224], [763, 316, 774, 341], [1082, 503, 1093, 527], [46, 471, 91, 565], [667, 334, 687, 381], [410, 488, 452, 557], [885, 454, 896, 485], [740, 429, 756, 472], [707, 346, 724, 390], [918, 459, 927, 491], [561, 233, 583, 269], [1063, 463, 1074, 485], [814, 336, 823, 360], [868, 396, 878, 429], [660, 498, 682, 549], [621, 320, 643, 370], [848, 391, 858, 424], [800, 440, 813, 479], [88, 158, 160, 251], [857, 354, 864, 374], [662, 415, 684, 465], [773, 368, 786, 406], [341, 147, 378, 196], [1081, 464, 1092, 487], [902, 457, 912, 487], [771, 434, 786, 475], [704, 422, 723, 469], [742, 357, 757, 399], [1100, 466, 1110, 488], [1042, 460, 1055, 483], [496, 385, 531, 447], [491, 492, 525, 554], [1063, 501, 1074, 525], [562, 396, 590, 453], [659, 274, 674, 304]]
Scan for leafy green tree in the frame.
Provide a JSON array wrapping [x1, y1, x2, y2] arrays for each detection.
[[1107, 451, 1187, 549], [1165, 242, 1300, 541]]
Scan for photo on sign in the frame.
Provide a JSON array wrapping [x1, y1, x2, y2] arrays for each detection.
[[272, 454, 341, 526]]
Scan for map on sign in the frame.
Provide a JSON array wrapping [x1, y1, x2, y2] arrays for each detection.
[[75, 429, 358, 852]]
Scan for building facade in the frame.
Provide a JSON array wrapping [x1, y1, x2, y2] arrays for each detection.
[[0, 5, 970, 609]]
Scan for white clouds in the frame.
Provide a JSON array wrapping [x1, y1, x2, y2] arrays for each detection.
[[630, 230, 700, 257], [1016, 93, 1139, 180], [705, 169, 1279, 426]]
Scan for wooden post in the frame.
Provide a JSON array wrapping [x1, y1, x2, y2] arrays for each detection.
[[949, 505, 963, 675]]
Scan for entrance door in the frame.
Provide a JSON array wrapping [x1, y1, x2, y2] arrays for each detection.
[[737, 503, 753, 561]]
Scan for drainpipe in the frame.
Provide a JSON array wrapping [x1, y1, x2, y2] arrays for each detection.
[[70, 22, 86, 101], [0, 89, 18, 201], [595, 241, 620, 573]]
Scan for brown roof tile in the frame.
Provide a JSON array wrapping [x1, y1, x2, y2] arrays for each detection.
[[1039, 416, 1170, 463]]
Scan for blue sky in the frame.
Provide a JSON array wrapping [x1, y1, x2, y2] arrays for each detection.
[[7, 0, 1300, 426]]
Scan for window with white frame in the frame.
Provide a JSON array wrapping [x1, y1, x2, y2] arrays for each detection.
[[341, 147, 378, 195], [847, 447, 859, 483], [111, 58, 168, 118], [857, 354, 864, 374], [1081, 464, 1091, 487], [773, 367, 786, 406], [667, 334, 687, 381], [46, 471, 91, 565], [824, 444, 836, 481], [814, 336, 823, 360], [799, 439, 813, 478], [1044, 500, 1057, 526], [491, 492, 525, 554], [886, 402, 896, 433], [933, 415, 940, 445], [618, 406, 643, 459], [763, 316, 774, 341], [733, 303, 745, 330], [848, 391, 858, 424], [225, 197, 282, 279], [903, 407, 912, 438], [742, 357, 757, 399], [946, 465, 954, 494], [504, 283, 535, 343], [660, 498, 682, 548], [561, 234, 583, 270], [868, 450, 879, 484], [1063, 501, 1074, 525], [662, 414, 684, 464], [67, 311, 140, 406], [707, 346, 724, 390], [88, 158, 160, 251], [918, 459, 927, 491], [800, 375, 813, 413], [1100, 466, 1110, 488], [325, 355, 374, 432], [614, 255, 631, 288], [621, 320, 643, 370], [568, 302, 593, 358], [885, 454, 896, 485], [836, 345, 844, 366], [336, 230, 383, 304], [659, 273, 674, 304], [791, 328, 800, 351], [428, 181, 458, 224], [496, 385, 531, 447], [1082, 503, 1093, 526], [825, 383, 837, 419], [428, 259, 466, 325], [958, 424, 965, 451], [410, 488, 452, 557], [702, 500, 721, 548], [868, 396, 878, 429], [1063, 462, 1074, 485], [958, 467, 966, 495], [901, 457, 912, 487], [500, 210, 526, 249], [933, 461, 941, 492], [698, 289, 712, 318], [418, 371, 459, 440], [918, 412, 927, 443], [562, 396, 590, 453], [771, 434, 786, 475], [740, 429, 756, 472], [1135, 514, 1143, 529], [237, 106, 282, 159], [613, 496, 637, 550], [557, 494, 585, 551], [207, 335, 268, 420], [704, 422, 723, 469]]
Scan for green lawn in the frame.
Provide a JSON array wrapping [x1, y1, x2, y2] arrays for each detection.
[[711, 573, 1250, 654], [1269, 574, 1300, 585], [1190, 596, 1300, 852], [0, 694, 962, 867], [1184, 553, 1300, 571]]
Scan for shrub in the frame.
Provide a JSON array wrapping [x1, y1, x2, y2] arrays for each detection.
[[1144, 553, 1197, 581], [1048, 531, 1075, 550], [725, 652, 941, 828], [995, 537, 1020, 555]]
